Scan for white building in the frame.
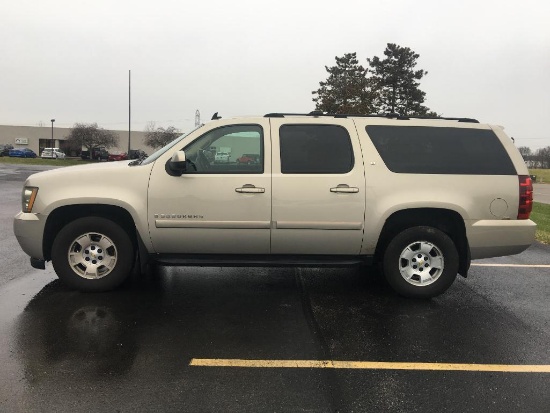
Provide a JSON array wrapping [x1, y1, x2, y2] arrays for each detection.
[[0, 125, 150, 156]]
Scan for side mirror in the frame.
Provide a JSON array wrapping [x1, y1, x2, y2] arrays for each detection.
[[166, 150, 187, 176]]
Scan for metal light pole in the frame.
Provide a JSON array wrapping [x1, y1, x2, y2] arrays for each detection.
[[50, 119, 55, 148]]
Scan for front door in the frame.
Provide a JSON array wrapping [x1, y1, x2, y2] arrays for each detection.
[[148, 120, 271, 254]]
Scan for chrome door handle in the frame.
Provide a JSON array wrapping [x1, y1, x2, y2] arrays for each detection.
[[330, 184, 359, 193], [236, 184, 265, 193]]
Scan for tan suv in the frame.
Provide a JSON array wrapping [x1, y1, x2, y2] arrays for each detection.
[[13, 112, 536, 297]]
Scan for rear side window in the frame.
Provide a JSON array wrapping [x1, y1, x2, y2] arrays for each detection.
[[366, 126, 516, 175], [280, 124, 354, 174]]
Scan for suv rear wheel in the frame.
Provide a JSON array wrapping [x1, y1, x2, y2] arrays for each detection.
[[51, 217, 134, 292], [382, 226, 459, 298]]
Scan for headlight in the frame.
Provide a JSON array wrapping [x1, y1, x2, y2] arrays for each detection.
[[22, 186, 39, 213]]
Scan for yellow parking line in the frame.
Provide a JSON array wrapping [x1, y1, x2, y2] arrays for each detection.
[[189, 359, 550, 373], [471, 263, 550, 268]]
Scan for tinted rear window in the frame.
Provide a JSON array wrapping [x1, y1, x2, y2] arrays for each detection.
[[366, 126, 516, 175], [280, 124, 354, 174]]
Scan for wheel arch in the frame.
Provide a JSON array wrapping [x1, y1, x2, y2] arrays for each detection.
[[43, 204, 138, 261], [374, 208, 470, 277]]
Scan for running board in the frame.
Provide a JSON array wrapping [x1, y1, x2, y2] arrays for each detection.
[[152, 254, 373, 268]]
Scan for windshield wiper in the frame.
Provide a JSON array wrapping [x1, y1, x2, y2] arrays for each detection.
[[128, 158, 143, 166]]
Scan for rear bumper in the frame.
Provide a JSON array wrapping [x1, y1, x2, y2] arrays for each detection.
[[467, 219, 537, 259], [13, 211, 47, 260]]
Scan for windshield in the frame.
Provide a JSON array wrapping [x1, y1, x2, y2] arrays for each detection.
[[138, 124, 204, 166]]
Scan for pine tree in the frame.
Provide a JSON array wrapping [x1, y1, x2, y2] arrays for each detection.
[[367, 43, 434, 116], [312, 53, 374, 114]]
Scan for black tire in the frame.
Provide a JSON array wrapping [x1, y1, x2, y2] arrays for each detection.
[[382, 226, 459, 298], [51, 217, 135, 292]]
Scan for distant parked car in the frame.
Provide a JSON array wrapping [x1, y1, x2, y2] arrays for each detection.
[[214, 152, 230, 163], [81, 147, 109, 161], [0, 144, 14, 157], [9, 148, 37, 158], [237, 153, 260, 164], [94, 149, 109, 161], [108, 151, 128, 162], [41, 147, 66, 159], [128, 149, 147, 160]]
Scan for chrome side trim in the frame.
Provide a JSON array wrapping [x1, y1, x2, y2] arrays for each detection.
[[157, 220, 363, 230], [275, 221, 363, 230], [156, 220, 271, 229]]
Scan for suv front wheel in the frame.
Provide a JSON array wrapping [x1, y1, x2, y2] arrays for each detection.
[[51, 217, 134, 292], [382, 226, 459, 298]]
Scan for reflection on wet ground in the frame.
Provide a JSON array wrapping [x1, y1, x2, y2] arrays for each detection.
[[18, 282, 139, 382], [2, 266, 550, 412]]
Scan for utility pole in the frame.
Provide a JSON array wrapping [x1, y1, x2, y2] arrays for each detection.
[[50, 119, 55, 148]]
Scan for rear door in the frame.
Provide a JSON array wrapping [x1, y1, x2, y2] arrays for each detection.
[[270, 117, 366, 255]]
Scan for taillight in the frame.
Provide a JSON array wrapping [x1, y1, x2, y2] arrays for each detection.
[[518, 175, 533, 219]]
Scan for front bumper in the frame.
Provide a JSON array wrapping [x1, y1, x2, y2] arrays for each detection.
[[13, 211, 47, 261]]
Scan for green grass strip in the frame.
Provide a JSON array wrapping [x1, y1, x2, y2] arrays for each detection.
[[0, 157, 93, 166], [529, 169, 550, 184], [531, 202, 550, 244]]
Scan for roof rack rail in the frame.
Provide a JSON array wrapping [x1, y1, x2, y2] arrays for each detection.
[[264, 112, 479, 123], [264, 112, 385, 119], [394, 115, 479, 123]]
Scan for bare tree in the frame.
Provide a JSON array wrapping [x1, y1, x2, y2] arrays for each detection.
[[66, 123, 119, 152], [144, 125, 181, 149], [518, 146, 532, 159], [535, 147, 550, 169], [144, 121, 157, 134]]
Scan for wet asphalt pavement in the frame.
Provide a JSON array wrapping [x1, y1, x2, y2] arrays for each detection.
[[534, 183, 550, 204], [1, 164, 549, 412]]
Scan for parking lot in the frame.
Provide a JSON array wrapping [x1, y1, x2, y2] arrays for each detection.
[[1, 164, 549, 412], [534, 183, 550, 204]]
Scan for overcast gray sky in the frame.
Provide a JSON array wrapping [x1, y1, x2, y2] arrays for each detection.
[[1, 0, 549, 149]]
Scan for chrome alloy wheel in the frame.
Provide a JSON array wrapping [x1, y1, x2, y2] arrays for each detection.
[[67, 232, 118, 279], [398, 241, 444, 286]]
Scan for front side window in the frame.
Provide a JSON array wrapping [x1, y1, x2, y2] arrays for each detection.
[[279, 124, 354, 174], [182, 125, 263, 174]]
